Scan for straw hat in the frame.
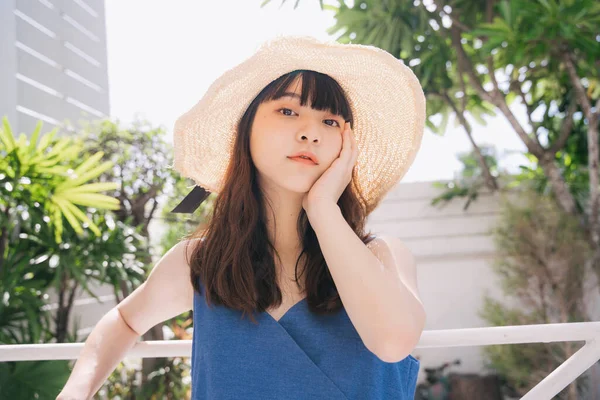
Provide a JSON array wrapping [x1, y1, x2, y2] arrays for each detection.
[[170, 35, 426, 215]]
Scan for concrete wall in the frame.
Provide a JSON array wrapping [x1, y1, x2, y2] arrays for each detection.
[[366, 181, 511, 377], [367, 180, 600, 388], [0, 0, 109, 136]]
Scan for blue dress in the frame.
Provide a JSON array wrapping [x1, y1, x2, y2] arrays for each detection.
[[191, 281, 420, 399]]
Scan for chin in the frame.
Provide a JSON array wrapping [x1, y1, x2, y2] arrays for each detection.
[[275, 176, 315, 194], [283, 182, 313, 194], [256, 165, 317, 194]]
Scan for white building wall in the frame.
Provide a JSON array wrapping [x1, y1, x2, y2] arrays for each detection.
[[366, 181, 512, 377], [0, 0, 109, 136]]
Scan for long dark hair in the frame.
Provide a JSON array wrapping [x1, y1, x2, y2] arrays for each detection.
[[184, 70, 375, 324]]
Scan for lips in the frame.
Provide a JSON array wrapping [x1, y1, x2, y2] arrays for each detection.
[[289, 156, 317, 166], [287, 151, 319, 164]]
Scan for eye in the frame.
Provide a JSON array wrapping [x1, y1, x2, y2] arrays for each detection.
[[278, 108, 297, 116], [324, 119, 341, 128]]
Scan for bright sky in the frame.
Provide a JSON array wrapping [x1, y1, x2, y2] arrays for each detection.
[[104, 0, 530, 183]]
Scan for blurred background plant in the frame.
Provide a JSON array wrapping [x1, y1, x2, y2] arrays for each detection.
[[0, 116, 213, 398], [480, 184, 595, 399], [0, 116, 144, 398]]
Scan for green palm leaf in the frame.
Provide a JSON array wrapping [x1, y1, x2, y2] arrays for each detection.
[[63, 199, 104, 236], [0, 116, 17, 152], [57, 160, 114, 189], [26, 120, 42, 154], [56, 192, 120, 209], [54, 198, 84, 235], [62, 182, 120, 194]]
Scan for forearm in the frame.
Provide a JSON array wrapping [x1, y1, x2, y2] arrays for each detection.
[[307, 203, 422, 358], [57, 307, 140, 400]]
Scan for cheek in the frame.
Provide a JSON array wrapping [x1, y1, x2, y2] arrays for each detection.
[[249, 134, 267, 166], [322, 135, 343, 164], [249, 129, 282, 167]]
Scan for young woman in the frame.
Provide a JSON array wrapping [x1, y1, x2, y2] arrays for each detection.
[[58, 36, 427, 399]]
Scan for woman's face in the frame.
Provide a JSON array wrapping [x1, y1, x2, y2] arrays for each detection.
[[249, 77, 346, 194]]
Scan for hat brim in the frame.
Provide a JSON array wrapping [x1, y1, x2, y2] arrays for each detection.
[[173, 36, 425, 213]]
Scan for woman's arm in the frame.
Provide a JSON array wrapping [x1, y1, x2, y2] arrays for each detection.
[[56, 307, 139, 399], [56, 239, 197, 399]]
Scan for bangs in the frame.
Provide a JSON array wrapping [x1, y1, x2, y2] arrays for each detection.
[[260, 70, 353, 123]]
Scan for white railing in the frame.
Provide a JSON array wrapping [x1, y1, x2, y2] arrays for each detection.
[[1, 321, 599, 399]]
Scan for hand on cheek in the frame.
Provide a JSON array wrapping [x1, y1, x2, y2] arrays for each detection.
[[302, 121, 358, 214]]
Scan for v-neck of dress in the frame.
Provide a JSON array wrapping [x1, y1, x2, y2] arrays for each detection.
[[265, 297, 307, 323]]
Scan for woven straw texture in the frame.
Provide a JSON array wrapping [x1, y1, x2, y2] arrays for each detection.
[[172, 35, 426, 214]]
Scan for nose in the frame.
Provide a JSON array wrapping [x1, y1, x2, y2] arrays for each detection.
[[300, 134, 319, 143], [297, 122, 321, 143]]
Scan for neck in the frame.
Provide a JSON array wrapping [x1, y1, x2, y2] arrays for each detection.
[[259, 181, 306, 271]]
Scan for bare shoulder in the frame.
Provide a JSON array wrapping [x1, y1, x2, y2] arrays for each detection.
[[116, 238, 201, 336], [366, 235, 422, 305]]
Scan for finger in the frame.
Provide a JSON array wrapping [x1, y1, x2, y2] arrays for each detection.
[[343, 120, 350, 133], [352, 127, 358, 158], [351, 130, 358, 158], [349, 123, 355, 151], [346, 123, 356, 164], [339, 125, 348, 162], [346, 129, 354, 161], [344, 131, 354, 168], [344, 127, 352, 159]]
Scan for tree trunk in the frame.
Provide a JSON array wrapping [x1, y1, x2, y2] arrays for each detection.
[[562, 51, 600, 250], [442, 92, 499, 191], [56, 273, 79, 343], [0, 205, 10, 276], [538, 156, 579, 216]]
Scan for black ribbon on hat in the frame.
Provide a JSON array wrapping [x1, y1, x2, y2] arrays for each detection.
[[170, 185, 211, 214]]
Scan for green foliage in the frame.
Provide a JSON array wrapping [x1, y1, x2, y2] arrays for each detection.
[[479, 188, 591, 397], [0, 359, 72, 399], [138, 356, 191, 400], [97, 313, 194, 399], [0, 117, 142, 345], [0, 117, 153, 395], [0, 117, 120, 244], [469, 0, 600, 68], [55, 116, 205, 397], [315, 0, 500, 135], [75, 116, 193, 395], [76, 117, 176, 217], [0, 216, 53, 344], [96, 361, 140, 399], [3, 176, 147, 344], [479, 298, 560, 394], [97, 357, 191, 400], [430, 145, 501, 209], [157, 178, 216, 255]]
